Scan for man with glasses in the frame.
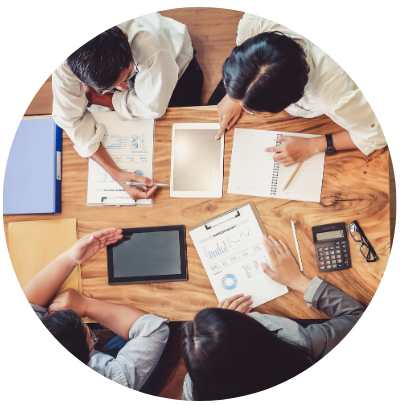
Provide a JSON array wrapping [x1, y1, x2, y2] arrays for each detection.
[[24, 228, 169, 393], [53, 13, 203, 201]]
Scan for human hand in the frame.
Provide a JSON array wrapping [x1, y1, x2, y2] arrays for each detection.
[[114, 171, 157, 201], [215, 94, 242, 140], [49, 288, 91, 317], [265, 136, 325, 166], [217, 293, 253, 314], [261, 235, 311, 294], [66, 228, 123, 266]]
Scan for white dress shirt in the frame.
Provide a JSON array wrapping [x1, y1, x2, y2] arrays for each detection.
[[236, 14, 386, 155], [52, 12, 193, 157]]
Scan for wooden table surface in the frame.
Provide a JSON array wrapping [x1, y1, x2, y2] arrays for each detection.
[[3, 106, 390, 321]]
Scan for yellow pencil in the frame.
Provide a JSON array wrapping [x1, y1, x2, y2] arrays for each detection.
[[283, 161, 304, 191]]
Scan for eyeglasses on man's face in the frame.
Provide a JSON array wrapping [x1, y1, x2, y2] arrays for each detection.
[[87, 326, 99, 354], [98, 63, 139, 95]]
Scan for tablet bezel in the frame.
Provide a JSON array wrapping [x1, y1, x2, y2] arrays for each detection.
[[107, 225, 188, 285], [170, 122, 224, 198]]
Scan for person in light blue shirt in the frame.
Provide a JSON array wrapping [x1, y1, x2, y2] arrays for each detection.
[[23, 228, 169, 393]]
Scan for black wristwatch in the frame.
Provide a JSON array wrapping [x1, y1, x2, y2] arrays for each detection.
[[325, 133, 336, 155]]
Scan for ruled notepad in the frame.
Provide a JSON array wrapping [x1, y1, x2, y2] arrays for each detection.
[[228, 129, 325, 203]]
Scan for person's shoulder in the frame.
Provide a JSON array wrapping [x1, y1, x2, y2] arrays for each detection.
[[30, 303, 48, 320]]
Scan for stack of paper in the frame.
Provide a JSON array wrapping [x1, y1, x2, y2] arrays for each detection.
[[8, 218, 81, 294]]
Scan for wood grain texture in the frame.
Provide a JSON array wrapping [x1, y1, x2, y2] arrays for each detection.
[[3, 106, 391, 321]]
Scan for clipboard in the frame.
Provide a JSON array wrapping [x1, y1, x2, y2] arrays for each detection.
[[188, 201, 267, 234], [188, 201, 288, 308]]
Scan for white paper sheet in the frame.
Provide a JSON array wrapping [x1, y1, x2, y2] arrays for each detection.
[[87, 112, 154, 206], [228, 129, 326, 203], [189, 204, 288, 307]]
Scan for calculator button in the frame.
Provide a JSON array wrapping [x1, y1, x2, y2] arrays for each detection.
[[335, 242, 340, 245], [325, 260, 331, 265], [318, 248, 323, 252], [319, 261, 325, 265], [319, 257, 324, 261], [337, 259, 342, 263], [327, 265, 332, 269], [330, 250, 334, 254], [329, 246, 334, 250], [320, 266, 325, 270], [330, 255, 336, 259], [324, 247, 329, 251], [332, 264, 337, 269], [343, 254, 348, 258], [335, 250, 341, 253], [342, 249, 347, 253], [332, 260, 337, 264], [344, 260, 349, 265], [336, 254, 341, 258], [341, 241, 346, 245], [338, 264, 343, 268]]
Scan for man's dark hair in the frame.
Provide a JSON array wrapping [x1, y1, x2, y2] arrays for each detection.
[[182, 308, 312, 400], [67, 26, 134, 91], [42, 310, 90, 364], [223, 31, 310, 113]]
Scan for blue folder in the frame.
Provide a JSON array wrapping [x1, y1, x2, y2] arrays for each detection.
[[3, 118, 62, 214]]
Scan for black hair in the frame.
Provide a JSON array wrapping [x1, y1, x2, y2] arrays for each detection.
[[42, 310, 90, 364], [181, 308, 312, 400], [223, 31, 310, 113], [67, 26, 134, 91]]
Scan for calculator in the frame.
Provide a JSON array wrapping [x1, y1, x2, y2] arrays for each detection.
[[312, 222, 351, 272]]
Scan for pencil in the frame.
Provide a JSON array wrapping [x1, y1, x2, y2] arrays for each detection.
[[282, 161, 304, 191]]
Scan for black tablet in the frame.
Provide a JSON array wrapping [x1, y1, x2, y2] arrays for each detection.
[[107, 225, 188, 285]]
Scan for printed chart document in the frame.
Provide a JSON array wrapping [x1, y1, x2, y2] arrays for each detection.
[[228, 128, 325, 203], [189, 203, 288, 307], [87, 111, 154, 206]]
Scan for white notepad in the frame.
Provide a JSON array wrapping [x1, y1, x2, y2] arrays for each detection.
[[228, 128, 325, 203], [87, 112, 154, 207]]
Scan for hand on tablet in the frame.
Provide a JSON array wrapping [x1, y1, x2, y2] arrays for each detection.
[[115, 170, 157, 200], [66, 228, 123, 266], [215, 94, 242, 140], [218, 294, 253, 315]]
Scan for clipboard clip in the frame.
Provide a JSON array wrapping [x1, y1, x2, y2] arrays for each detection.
[[205, 208, 240, 230], [101, 197, 137, 207]]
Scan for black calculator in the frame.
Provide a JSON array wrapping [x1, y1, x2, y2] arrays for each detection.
[[312, 222, 351, 272]]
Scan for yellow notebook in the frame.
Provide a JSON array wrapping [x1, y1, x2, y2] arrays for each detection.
[[8, 218, 81, 294]]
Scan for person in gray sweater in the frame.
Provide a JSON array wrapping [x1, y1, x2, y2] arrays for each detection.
[[181, 234, 365, 401]]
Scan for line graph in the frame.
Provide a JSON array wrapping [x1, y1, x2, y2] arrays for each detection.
[[229, 230, 250, 244]]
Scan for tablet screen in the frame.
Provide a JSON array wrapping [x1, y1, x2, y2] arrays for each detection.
[[173, 128, 222, 192], [113, 230, 182, 278]]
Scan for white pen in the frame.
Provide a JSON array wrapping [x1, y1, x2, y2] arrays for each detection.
[[123, 182, 170, 187], [291, 218, 304, 272]]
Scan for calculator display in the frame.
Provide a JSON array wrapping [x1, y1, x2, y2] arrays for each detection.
[[316, 230, 344, 241]]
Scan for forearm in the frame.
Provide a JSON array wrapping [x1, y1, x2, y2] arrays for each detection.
[[91, 92, 114, 109], [91, 144, 122, 180], [23, 252, 76, 307], [312, 130, 357, 153], [85, 298, 147, 340]]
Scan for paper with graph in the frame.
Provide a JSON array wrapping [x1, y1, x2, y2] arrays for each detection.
[[87, 111, 154, 206], [228, 128, 326, 203], [189, 203, 288, 307]]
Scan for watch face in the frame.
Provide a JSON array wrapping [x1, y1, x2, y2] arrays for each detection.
[[326, 147, 336, 155]]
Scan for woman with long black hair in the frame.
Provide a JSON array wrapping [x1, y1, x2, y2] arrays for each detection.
[[210, 13, 386, 166], [181, 234, 365, 400]]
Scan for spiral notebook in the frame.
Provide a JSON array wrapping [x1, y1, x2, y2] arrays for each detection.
[[228, 128, 325, 203]]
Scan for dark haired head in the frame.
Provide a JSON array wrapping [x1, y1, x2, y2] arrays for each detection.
[[67, 26, 133, 91], [182, 308, 312, 400], [223, 31, 310, 113], [42, 310, 90, 364]]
